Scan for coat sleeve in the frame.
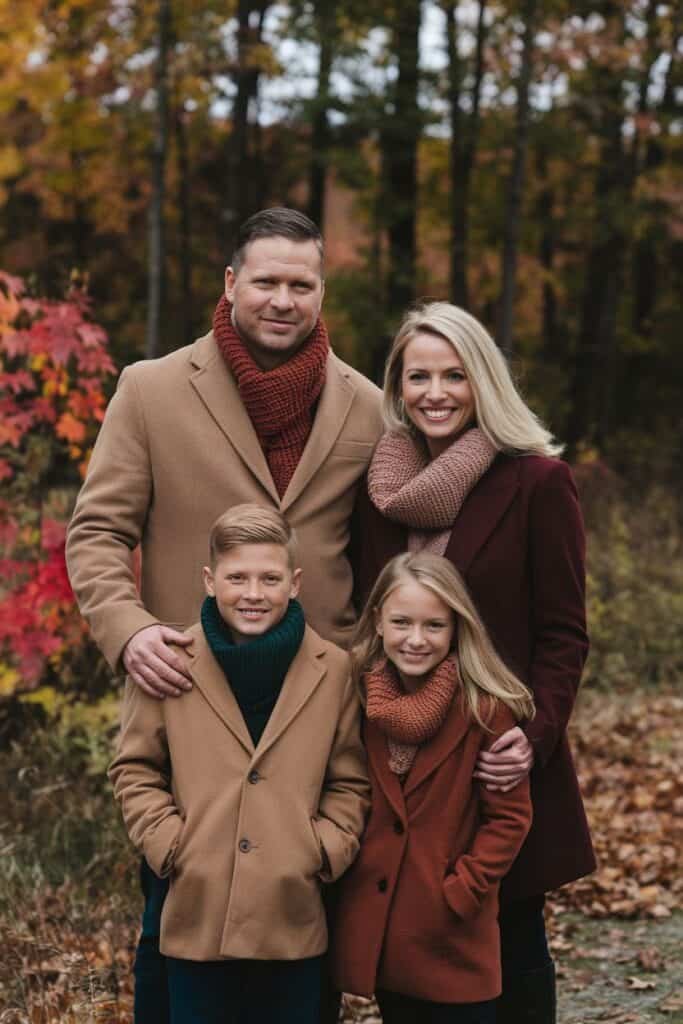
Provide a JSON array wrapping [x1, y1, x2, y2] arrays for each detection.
[[314, 669, 371, 883], [66, 366, 161, 670], [108, 680, 184, 878], [522, 459, 589, 766], [443, 708, 532, 920]]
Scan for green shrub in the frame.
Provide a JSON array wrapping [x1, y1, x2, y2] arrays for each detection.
[[579, 466, 683, 690]]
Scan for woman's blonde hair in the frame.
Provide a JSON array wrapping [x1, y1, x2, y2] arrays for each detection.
[[352, 551, 535, 729], [383, 301, 562, 457]]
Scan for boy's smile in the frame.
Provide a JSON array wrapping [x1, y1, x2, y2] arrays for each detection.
[[203, 544, 302, 645]]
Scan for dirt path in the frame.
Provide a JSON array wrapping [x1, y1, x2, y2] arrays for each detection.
[[554, 911, 682, 1024]]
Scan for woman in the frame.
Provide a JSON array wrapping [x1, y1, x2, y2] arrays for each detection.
[[355, 302, 595, 1023]]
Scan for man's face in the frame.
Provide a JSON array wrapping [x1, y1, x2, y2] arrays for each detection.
[[225, 236, 325, 370]]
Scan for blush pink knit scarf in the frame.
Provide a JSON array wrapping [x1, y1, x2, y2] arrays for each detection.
[[367, 427, 497, 554], [365, 655, 460, 776]]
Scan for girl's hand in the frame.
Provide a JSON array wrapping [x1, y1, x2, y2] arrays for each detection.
[[473, 727, 534, 792]]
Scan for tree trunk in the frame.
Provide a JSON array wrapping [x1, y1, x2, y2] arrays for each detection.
[[174, 98, 194, 346], [146, 0, 171, 359], [382, 0, 422, 322], [447, 0, 487, 308], [535, 145, 559, 357], [497, 0, 537, 355], [308, 3, 335, 230], [565, 42, 626, 452], [228, 2, 267, 243]]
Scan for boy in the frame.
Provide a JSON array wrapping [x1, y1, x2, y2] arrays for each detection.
[[109, 504, 369, 1024]]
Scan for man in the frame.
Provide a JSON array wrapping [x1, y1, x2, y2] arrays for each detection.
[[66, 207, 382, 1021]]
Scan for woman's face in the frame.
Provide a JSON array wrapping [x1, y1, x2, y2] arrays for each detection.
[[400, 332, 475, 458]]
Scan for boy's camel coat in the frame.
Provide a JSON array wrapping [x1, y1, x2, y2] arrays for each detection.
[[66, 332, 382, 668], [109, 623, 370, 962]]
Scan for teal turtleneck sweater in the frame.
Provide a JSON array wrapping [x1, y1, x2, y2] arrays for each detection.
[[200, 596, 306, 746]]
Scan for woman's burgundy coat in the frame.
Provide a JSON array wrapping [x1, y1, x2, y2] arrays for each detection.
[[353, 453, 596, 902]]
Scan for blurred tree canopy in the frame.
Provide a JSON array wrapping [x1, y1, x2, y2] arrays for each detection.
[[0, 0, 681, 479]]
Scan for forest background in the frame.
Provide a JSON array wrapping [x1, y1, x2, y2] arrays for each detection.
[[0, 1, 682, 1021]]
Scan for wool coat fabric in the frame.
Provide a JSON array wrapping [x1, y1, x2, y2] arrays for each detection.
[[65, 332, 383, 668], [354, 453, 596, 903], [331, 699, 532, 1002], [109, 623, 370, 962]]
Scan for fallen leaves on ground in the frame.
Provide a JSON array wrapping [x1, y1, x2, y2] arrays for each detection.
[[549, 691, 682, 922]]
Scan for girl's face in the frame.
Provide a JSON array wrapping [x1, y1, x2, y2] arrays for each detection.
[[375, 580, 455, 691], [400, 332, 475, 459]]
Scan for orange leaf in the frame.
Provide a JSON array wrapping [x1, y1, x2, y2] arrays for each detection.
[[55, 412, 86, 443]]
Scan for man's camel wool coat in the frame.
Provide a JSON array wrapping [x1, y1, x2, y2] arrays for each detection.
[[109, 623, 370, 962], [65, 332, 382, 667]]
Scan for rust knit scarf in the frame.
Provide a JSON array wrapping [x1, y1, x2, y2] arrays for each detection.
[[212, 294, 329, 497], [365, 655, 460, 776], [368, 427, 496, 555]]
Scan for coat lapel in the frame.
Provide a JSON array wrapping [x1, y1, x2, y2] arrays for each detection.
[[444, 455, 520, 578], [188, 333, 280, 504], [252, 629, 327, 763], [365, 721, 407, 823], [403, 695, 471, 797], [186, 628, 254, 756], [280, 355, 356, 512]]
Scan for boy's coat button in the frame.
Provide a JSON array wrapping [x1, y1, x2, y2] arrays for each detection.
[[238, 838, 252, 853], [247, 770, 260, 784]]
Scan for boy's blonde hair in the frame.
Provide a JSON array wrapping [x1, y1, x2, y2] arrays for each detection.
[[383, 301, 562, 457], [208, 504, 298, 569], [352, 552, 534, 729]]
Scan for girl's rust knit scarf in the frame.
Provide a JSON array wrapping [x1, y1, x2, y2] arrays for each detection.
[[364, 655, 460, 776], [213, 294, 329, 497], [368, 427, 496, 554]]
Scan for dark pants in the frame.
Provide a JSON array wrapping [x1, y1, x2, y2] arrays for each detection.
[[498, 895, 551, 981], [376, 990, 496, 1023], [133, 861, 170, 1024], [166, 954, 323, 1024], [497, 896, 555, 1023]]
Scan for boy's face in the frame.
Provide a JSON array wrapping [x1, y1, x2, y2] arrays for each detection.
[[203, 544, 301, 645]]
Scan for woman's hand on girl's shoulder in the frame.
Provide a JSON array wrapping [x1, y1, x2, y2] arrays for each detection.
[[473, 726, 534, 792]]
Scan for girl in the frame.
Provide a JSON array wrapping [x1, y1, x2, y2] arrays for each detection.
[[332, 551, 534, 1024]]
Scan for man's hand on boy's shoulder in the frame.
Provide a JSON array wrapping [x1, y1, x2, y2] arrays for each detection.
[[123, 624, 193, 699]]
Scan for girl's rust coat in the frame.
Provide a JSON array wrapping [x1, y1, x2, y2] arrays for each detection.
[[332, 699, 532, 1001]]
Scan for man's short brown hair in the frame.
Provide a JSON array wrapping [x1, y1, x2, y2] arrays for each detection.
[[231, 207, 324, 275], [208, 504, 298, 569]]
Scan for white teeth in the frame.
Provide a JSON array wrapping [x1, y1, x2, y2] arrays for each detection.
[[422, 409, 452, 420]]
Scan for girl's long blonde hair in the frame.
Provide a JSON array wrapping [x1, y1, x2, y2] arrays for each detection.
[[383, 301, 562, 457], [352, 552, 535, 729]]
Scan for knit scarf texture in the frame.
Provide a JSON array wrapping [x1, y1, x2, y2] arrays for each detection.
[[200, 595, 306, 746], [213, 294, 329, 497], [364, 655, 460, 776], [367, 427, 497, 555]]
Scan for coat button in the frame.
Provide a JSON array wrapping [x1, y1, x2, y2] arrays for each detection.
[[238, 838, 251, 853], [377, 878, 388, 893], [393, 820, 404, 835], [247, 769, 260, 784]]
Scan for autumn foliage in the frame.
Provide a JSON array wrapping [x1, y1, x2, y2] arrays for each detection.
[[0, 271, 115, 695]]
